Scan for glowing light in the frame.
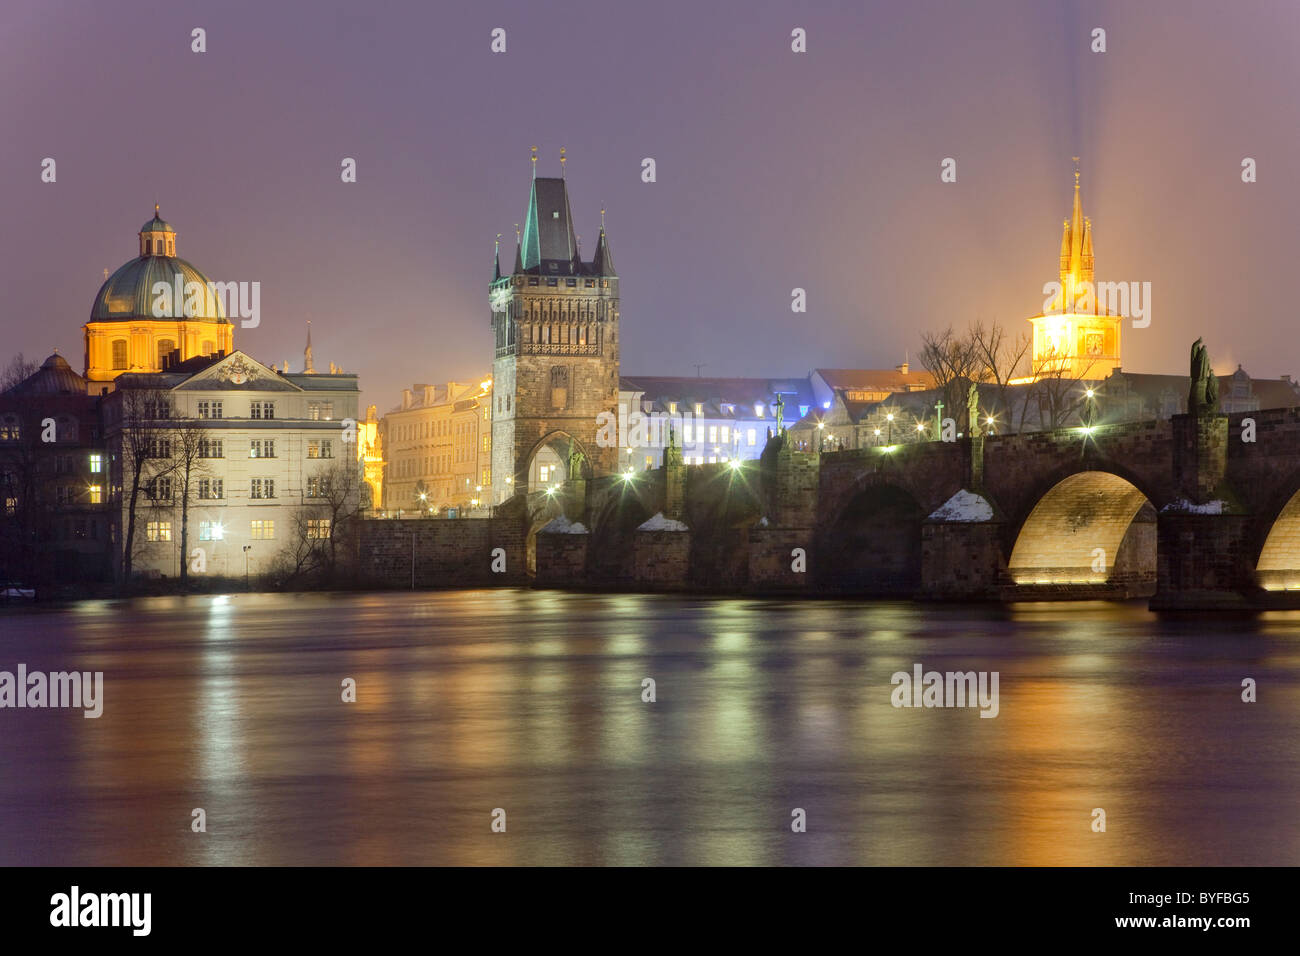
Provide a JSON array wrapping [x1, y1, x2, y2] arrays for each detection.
[[886, 413, 894, 422], [1085, 388, 1095, 398], [817, 422, 825, 430], [729, 459, 742, 471], [916, 423, 925, 431]]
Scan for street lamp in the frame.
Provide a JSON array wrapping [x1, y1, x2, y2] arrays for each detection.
[[242, 545, 251, 590], [886, 412, 894, 444]]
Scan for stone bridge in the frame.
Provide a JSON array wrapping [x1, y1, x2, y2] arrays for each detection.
[[360, 407, 1300, 609]]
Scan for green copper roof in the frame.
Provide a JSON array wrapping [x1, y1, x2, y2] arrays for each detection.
[[140, 214, 175, 233], [89, 256, 229, 323]]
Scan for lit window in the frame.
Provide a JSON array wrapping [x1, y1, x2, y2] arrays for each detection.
[[250, 519, 275, 540], [199, 521, 224, 541], [89, 454, 103, 473], [250, 478, 275, 499], [88, 484, 102, 504], [145, 521, 172, 542], [684, 424, 693, 443], [668, 402, 678, 414], [694, 403, 703, 416], [720, 426, 729, 443], [754, 404, 764, 418], [307, 518, 331, 539], [708, 426, 717, 443], [747, 428, 756, 446]]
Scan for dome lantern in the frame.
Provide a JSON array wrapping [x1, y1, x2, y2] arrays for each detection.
[[139, 203, 176, 257]]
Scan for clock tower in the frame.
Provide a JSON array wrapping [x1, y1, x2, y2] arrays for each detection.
[[489, 154, 620, 503]]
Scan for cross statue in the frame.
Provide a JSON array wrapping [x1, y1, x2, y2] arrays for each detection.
[[774, 394, 785, 433], [934, 399, 944, 440]]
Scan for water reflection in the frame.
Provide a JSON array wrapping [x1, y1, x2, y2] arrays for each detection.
[[1, 591, 1298, 865]]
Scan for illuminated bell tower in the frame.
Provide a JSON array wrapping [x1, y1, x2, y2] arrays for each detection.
[[1027, 164, 1122, 380], [489, 149, 621, 503]]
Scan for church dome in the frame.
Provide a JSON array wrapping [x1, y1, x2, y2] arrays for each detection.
[[7, 353, 86, 396], [89, 206, 228, 323]]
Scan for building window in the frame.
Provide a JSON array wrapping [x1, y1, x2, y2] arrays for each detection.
[[747, 428, 757, 446], [694, 403, 703, 416], [306, 518, 331, 539], [146, 476, 172, 501], [720, 426, 729, 443], [146, 437, 171, 458], [708, 426, 718, 443], [89, 453, 103, 473], [307, 440, 332, 459], [307, 476, 331, 498], [198, 478, 223, 499], [539, 465, 552, 483], [199, 521, 224, 541], [249, 439, 275, 458], [308, 401, 333, 421], [250, 478, 275, 499], [111, 340, 128, 370], [56, 485, 73, 505], [145, 521, 172, 542], [249, 519, 274, 539], [684, 424, 693, 443], [198, 400, 223, 419], [156, 340, 175, 368], [250, 401, 275, 420], [0, 415, 19, 441], [88, 484, 103, 504], [198, 438, 223, 458]]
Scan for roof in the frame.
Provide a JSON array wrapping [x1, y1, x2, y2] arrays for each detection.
[[521, 177, 578, 272], [813, 368, 936, 391], [509, 176, 614, 278], [89, 256, 229, 323], [4, 353, 86, 397], [140, 214, 174, 234]]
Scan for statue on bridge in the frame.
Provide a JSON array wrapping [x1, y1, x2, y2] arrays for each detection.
[[567, 438, 587, 480], [1188, 338, 1219, 416], [967, 381, 981, 438]]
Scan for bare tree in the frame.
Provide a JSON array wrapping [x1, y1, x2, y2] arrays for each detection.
[[1, 354, 38, 393], [920, 324, 987, 429], [167, 420, 210, 585], [272, 453, 364, 586], [971, 319, 1032, 432], [113, 382, 177, 585]]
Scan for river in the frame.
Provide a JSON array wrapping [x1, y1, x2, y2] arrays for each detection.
[[1, 590, 1297, 865]]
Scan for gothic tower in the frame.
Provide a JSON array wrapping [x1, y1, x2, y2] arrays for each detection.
[[489, 155, 620, 503], [1026, 165, 1122, 381]]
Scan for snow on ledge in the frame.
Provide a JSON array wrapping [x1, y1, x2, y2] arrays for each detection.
[[539, 516, 588, 534], [928, 490, 995, 523], [1160, 498, 1227, 515], [638, 512, 689, 532]]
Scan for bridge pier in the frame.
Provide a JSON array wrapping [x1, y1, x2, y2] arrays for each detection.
[[749, 435, 818, 593]]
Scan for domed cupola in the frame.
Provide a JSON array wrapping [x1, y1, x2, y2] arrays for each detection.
[[82, 206, 235, 392], [140, 204, 176, 257]]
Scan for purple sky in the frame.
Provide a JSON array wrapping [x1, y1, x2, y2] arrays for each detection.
[[3, 0, 1299, 411]]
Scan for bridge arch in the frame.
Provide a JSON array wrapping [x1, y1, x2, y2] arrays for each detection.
[[1254, 480, 1300, 591], [521, 430, 591, 493], [817, 477, 925, 595], [1007, 470, 1156, 591]]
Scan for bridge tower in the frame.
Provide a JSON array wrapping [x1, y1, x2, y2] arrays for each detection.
[[489, 151, 621, 504]]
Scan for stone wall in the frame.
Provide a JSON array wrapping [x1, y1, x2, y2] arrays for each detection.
[[359, 516, 526, 588]]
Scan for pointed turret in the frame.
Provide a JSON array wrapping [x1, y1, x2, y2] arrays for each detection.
[[304, 321, 314, 374], [520, 176, 579, 274], [493, 235, 502, 281], [592, 225, 616, 277], [512, 224, 523, 273]]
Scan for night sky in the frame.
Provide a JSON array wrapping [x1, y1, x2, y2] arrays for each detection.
[[3, 0, 1298, 410]]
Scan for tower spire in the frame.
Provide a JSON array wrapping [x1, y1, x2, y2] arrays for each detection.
[[304, 320, 314, 374], [530, 145, 537, 179], [493, 233, 502, 281], [560, 146, 566, 179], [513, 223, 522, 273]]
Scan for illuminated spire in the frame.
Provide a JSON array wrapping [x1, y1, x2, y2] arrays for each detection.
[[530, 145, 537, 179], [304, 320, 314, 374], [493, 233, 502, 281], [560, 146, 566, 178]]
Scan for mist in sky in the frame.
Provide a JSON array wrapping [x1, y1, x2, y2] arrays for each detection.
[[2, 0, 1298, 409]]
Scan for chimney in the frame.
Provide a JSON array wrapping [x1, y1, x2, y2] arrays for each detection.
[[402, 388, 413, 410], [423, 385, 435, 405], [896, 362, 909, 375]]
